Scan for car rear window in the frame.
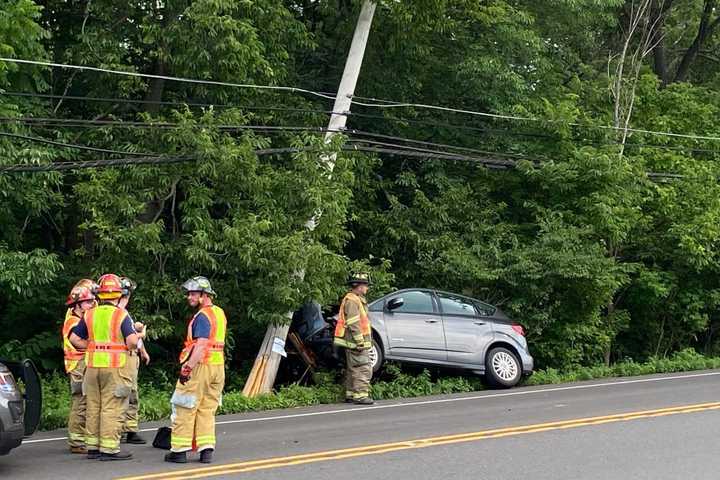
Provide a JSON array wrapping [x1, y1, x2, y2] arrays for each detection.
[[438, 294, 477, 316], [473, 300, 496, 316]]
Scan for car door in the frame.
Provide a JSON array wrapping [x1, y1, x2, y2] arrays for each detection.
[[384, 290, 447, 361], [438, 292, 494, 366]]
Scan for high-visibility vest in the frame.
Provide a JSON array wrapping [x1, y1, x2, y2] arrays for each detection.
[[179, 305, 227, 366], [62, 309, 85, 373], [334, 293, 372, 349], [85, 305, 129, 368]]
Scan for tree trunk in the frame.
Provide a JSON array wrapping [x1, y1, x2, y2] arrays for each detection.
[[143, 59, 167, 113], [673, 1, 719, 83]]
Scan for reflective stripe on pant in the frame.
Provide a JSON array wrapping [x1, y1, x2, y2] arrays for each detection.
[[170, 364, 225, 453], [122, 354, 140, 433], [83, 366, 132, 454], [345, 348, 372, 399], [67, 360, 87, 447]]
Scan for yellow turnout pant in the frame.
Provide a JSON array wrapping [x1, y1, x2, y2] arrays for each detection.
[[122, 354, 140, 433], [67, 360, 86, 447], [170, 363, 225, 453], [83, 366, 132, 454]]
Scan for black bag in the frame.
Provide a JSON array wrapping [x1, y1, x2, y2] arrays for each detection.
[[152, 427, 172, 450]]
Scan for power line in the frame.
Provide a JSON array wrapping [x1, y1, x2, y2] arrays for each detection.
[[0, 58, 337, 102], [0, 118, 534, 161], [4, 58, 717, 143], [1, 91, 555, 140], [351, 95, 720, 142], [0, 147, 317, 172], [6, 91, 718, 153], [1, 91, 337, 115], [3, 114, 718, 159], [0, 131, 157, 156], [0, 141, 690, 181], [3, 116, 717, 166], [4, 96, 719, 155], [346, 129, 534, 159]]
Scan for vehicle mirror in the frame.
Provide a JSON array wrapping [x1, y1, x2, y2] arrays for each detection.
[[387, 298, 404, 311]]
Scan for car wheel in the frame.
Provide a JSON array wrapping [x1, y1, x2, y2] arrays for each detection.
[[368, 337, 384, 374], [485, 347, 521, 388]]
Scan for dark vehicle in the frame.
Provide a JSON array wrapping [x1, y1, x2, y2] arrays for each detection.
[[292, 289, 534, 388], [0, 359, 42, 456]]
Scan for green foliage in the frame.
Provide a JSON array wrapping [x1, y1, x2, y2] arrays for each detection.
[[2, 0, 720, 376]]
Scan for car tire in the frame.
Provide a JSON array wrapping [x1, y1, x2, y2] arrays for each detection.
[[485, 347, 521, 388], [369, 337, 384, 375]]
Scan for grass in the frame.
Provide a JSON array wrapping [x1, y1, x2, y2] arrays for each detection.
[[37, 348, 720, 431]]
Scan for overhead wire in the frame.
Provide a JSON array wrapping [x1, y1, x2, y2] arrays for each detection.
[[3, 58, 719, 142], [0, 58, 337, 102], [0, 144, 519, 173], [4, 91, 720, 154], [350, 94, 720, 142], [0, 120, 534, 162], [0, 131, 158, 156]]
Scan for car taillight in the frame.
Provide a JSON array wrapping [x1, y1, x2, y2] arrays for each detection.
[[511, 324, 525, 336], [0, 372, 17, 390]]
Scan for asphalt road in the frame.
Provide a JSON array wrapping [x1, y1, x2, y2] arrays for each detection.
[[2, 370, 720, 479]]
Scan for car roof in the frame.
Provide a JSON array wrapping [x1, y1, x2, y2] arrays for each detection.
[[372, 288, 491, 305]]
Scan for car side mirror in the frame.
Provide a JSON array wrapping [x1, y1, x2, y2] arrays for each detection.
[[387, 298, 404, 311]]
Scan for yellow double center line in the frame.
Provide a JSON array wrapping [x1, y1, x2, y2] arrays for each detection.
[[118, 401, 720, 480]]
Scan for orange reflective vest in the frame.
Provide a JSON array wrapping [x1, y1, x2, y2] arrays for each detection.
[[179, 305, 227, 366], [85, 305, 129, 368], [62, 309, 85, 373], [333, 292, 372, 349]]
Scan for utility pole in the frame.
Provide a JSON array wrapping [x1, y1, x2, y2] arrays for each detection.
[[243, 1, 377, 397]]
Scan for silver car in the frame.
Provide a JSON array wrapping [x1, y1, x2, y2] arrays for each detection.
[[0, 360, 42, 456], [367, 289, 533, 388], [0, 362, 25, 455]]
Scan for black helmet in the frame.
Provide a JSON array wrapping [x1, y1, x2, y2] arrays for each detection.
[[181, 276, 216, 296], [347, 272, 371, 286]]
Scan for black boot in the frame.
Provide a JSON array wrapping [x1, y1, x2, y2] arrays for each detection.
[[354, 396, 374, 405], [99, 451, 133, 461], [87, 450, 100, 460], [125, 432, 147, 444], [199, 449, 214, 464], [164, 451, 188, 463]]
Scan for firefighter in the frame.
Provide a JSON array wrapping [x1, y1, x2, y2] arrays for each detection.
[[118, 276, 150, 445], [68, 273, 142, 461], [165, 276, 226, 464], [334, 272, 374, 405], [62, 281, 97, 453]]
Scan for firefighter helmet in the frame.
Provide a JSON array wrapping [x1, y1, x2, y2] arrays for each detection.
[[181, 276, 216, 296], [96, 273, 123, 300]]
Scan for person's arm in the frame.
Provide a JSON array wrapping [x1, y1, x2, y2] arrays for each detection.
[[133, 321, 151, 364], [69, 319, 89, 349], [179, 314, 211, 383], [185, 337, 209, 369], [121, 316, 140, 350], [140, 343, 150, 365], [69, 332, 88, 350]]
